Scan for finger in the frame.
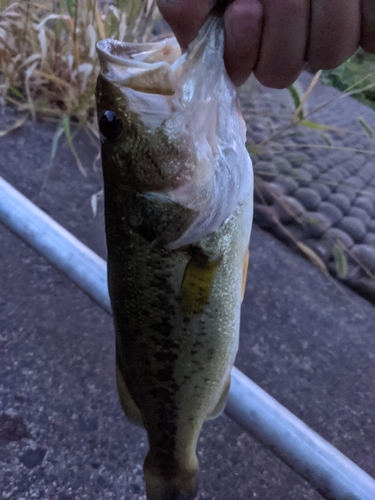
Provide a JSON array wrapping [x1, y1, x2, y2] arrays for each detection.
[[306, 0, 361, 70], [224, 0, 263, 86], [360, 0, 375, 54], [253, 0, 309, 89], [157, 0, 215, 49]]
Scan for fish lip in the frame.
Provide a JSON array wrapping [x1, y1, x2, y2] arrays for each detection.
[[96, 37, 182, 94], [96, 37, 181, 70]]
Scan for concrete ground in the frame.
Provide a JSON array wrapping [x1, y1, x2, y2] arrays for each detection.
[[1, 79, 375, 500]]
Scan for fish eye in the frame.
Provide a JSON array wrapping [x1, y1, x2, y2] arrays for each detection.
[[99, 110, 123, 141]]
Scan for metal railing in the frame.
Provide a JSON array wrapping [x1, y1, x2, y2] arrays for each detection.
[[1, 175, 374, 500]]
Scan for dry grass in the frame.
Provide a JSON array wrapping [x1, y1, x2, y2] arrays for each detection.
[[0, 0, 158, 172]]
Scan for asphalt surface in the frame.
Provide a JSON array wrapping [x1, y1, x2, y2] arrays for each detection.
[[1, 76, 375, 500]]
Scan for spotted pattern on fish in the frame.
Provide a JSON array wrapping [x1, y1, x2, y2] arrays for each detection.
[[96, 26, 253, 498]]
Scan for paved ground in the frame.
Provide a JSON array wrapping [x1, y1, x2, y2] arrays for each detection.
[[240, 72, 375, 303], [1, 76, 375, 500]]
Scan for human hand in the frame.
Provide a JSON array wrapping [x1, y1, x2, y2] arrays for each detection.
[[157, 0, 375, 88]]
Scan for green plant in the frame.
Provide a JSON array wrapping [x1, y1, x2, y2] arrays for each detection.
[[321, 48, 375, 110]]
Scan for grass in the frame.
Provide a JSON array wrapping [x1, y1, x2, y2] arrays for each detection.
[[321, 49, 375, 110], [0, 0, 158, 173]]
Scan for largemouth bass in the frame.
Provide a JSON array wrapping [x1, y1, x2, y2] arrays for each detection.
[[96, 15, 253, 500]]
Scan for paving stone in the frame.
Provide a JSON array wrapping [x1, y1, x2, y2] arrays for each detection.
[[257, 152, 274, 162], [328, 170, 346, 184], [319, 173, 339, 191], [254, 180, 284, 205], [274, 175, 299, 195], [250, 132, 267, 144], [294, 188, 322, 211], [275, 160, 294, 175], [334, 166, 351, 179], [335, 185, 357, 203], [318, 202, 343, 225], [325, 151, 351, 169], [364, 233, 375, 245], [273, 196, 305, 223], [346, 156, 367, 175], [295, 169, 313, 187], [351, 244, 375, 273], [358, 163, 375, 183], [368, 220, 375, 233], [310, 181, 332, 200], [311, 161, 330, 174], [326, 228, 355, 249], [343, 176, 366, 191], [287, 153, 310, 168], [347, 207, 371, 229], [328, 193, 351, 213], [302, 212, 331, 238], [352, 196, 375, 216], [336, 216, 367, 242], [302, 164, 320, 179], [253, 204, 276, 228], [267, 182, 285, 199], [254, 161, 278, 181]]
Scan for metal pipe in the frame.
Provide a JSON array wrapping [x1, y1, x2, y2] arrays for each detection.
[[1, 175, 375, 500], [0, 177, 111, 313], [227, 367, 375, 500]]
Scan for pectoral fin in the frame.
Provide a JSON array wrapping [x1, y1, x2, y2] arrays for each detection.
[[179, 247, 222, 320]]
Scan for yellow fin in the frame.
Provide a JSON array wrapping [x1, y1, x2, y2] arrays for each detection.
[[241, 248, 250, 302], [116, 363, 143, 427], [179, 248, 221, 320], [206, 376, 230, 420]]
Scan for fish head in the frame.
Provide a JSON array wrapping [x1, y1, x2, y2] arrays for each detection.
[[96, 20, 253, 248], [96, 38, 191, 193]]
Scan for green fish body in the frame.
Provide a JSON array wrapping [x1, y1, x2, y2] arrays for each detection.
[[96, 18, 253, 500]]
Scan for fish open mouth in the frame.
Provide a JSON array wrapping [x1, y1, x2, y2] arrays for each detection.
[[96, 37, 182, 96]]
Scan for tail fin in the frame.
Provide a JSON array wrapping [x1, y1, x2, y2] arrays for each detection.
[[144, 455, 198, 500]]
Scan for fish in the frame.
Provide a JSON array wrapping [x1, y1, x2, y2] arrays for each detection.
[[96, 14, 253, 500]]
